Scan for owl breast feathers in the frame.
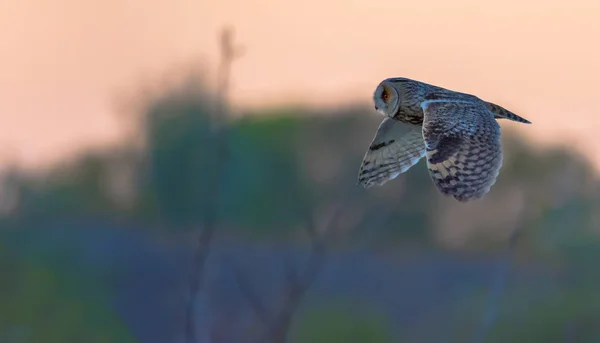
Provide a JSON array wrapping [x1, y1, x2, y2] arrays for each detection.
[[357, 77, 531, 202]]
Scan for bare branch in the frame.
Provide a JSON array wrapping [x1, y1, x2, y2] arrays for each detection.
[[252, 189, 374, 343], [227, 259, 274, 328], [184, 25, 244, 343], [282, 256, 301, 290], [227, 182, 394, 343], [316, 188, 359, 248], [471, 225, 523, 343]]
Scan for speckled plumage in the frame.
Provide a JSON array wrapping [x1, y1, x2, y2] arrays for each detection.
[[357, 77, 531, 202]]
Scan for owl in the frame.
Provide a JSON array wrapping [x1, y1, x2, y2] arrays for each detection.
[[357, 77, 531, 202]]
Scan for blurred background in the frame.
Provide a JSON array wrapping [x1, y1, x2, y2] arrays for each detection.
[[1, 1, 600, 342]]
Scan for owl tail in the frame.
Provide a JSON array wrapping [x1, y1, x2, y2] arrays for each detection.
[[485, 102, 531, 124]]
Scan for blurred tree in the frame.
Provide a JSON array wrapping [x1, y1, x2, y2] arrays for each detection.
[[139, 80, 216, 230], [222, 115, 318, 237], [5, 151, 123, 227], [2, 93, 599, 256], [0, 243, 136, 343], [486, 287, 600, 343]]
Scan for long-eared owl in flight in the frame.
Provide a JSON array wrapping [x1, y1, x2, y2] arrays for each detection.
[[357, 77, 531, 202]]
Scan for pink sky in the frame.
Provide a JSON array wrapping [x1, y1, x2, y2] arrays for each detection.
[[1, 0, 599, 170]]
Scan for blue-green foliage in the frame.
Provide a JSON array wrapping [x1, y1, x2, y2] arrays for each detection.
[[142, 87, 215, 229], [223, 115, 313, 235], [0, 242, 136, 343], [292, 304, 394, 343], [486, 287, 600, 343]]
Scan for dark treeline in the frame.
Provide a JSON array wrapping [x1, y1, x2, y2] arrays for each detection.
[[1, 70, 600, 342]]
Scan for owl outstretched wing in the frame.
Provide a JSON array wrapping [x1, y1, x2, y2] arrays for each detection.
[[358, 117, 426, 188], [421, 100, 502, 202]]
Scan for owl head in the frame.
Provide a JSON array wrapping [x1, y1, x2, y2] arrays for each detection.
[[373, 80, 400, 117]]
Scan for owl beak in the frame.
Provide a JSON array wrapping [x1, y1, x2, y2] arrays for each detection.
[[374, 105, 378, 110]]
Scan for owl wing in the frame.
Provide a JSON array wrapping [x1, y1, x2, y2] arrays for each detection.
[[421, 100, 502, 202], [357, 117, 426, 188]]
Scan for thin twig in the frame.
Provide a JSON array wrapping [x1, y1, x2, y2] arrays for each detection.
[[228, 258, 274, 328], [225, 190, 361, 343], [258, 190, 368, 343], [229, 189, 391, 343], [184, 26, 244, 343], [472, 226, 522, 343], [227, 200, 342, 343]]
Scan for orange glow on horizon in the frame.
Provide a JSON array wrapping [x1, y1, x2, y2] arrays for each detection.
[[0, 0, 599, 169]]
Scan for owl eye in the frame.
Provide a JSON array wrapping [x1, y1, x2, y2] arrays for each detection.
[[382, 91, 389, 101]]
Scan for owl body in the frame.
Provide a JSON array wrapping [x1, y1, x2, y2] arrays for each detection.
[[358, 77, 531, 202]]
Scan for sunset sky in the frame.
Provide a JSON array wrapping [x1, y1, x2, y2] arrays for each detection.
[[1, 0, 599, 170]]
